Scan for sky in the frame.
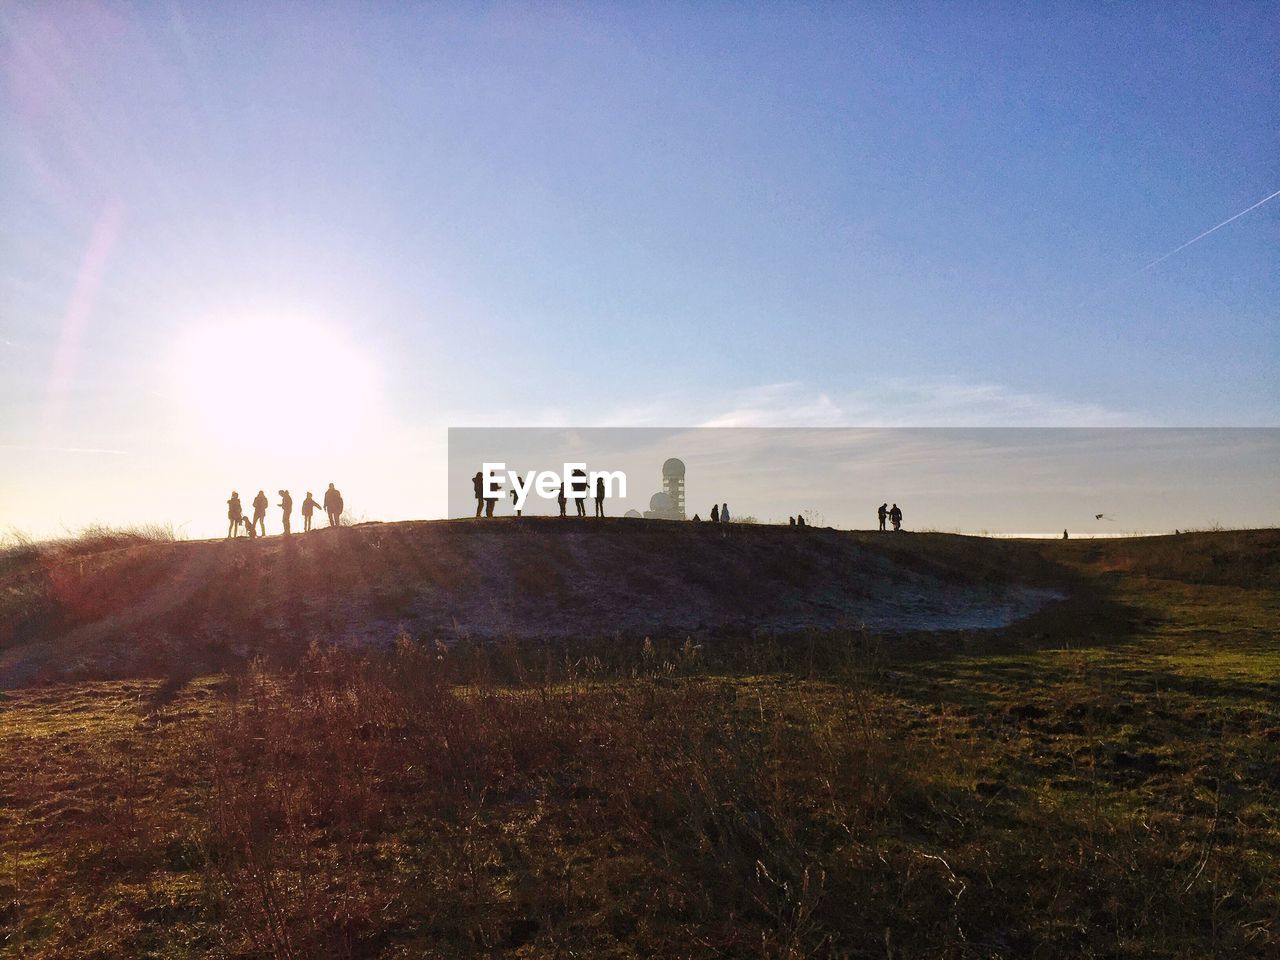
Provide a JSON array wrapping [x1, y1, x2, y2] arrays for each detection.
[[447, 428, 1280, 535], [1, 2, 1277, 538]]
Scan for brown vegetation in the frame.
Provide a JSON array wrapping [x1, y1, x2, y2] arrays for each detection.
[[0, 529, 1277, 957]]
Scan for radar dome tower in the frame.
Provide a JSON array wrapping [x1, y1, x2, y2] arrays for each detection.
[[661, 458, 686, 520]]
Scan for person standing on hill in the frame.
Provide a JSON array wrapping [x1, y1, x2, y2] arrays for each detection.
[[252, 490, 268, 536], [301, 491, 321, 532], [595, 476, 606, 517], [797, 514, 806, 528], [472, 471, 485, 518], [558, 482, 568, 517], [324, 483, 343, 527], [278, 489, 293, 536], [226, 491, 243, 539], [889, 503, 902, 531], [510, 475, 524, 517], [878, 502, 888, 531], [721, 503, 730, 523], [710, 504, 719, 523], [481, 468, 498, 517]]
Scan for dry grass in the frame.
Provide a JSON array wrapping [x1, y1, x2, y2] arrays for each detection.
[[1, 524, 178, 565], [0, 531, 1277, 957]]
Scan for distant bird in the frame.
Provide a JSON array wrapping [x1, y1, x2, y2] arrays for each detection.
[[1094, 513, 1116, 521]]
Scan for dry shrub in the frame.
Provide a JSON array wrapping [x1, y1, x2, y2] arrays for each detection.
[[199, 636, 909, 957]]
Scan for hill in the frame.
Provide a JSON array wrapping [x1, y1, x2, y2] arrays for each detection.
[[0, 527, 1276, 957], [0, 518, 1079, 687]]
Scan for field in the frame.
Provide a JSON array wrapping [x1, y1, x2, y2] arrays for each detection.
[[0, 525, 1277, 957]]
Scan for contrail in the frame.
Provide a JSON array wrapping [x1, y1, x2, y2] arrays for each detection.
[[1133, 187, 1280, 276]]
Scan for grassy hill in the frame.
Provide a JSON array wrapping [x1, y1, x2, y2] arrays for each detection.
[[0, 526, 1277, 958], [1, 519, 1073, 688]]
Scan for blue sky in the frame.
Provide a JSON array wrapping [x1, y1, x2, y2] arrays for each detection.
[[1, 2, 1277, 535]]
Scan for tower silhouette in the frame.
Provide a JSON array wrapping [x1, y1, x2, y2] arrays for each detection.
[[662, 458, 686, 520]]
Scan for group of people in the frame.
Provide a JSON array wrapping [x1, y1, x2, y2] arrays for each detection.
[[225, 483, 344, 539], [691, 503, 731, 522], [877, 502, 904, 531], [471, 471, 614, 519]]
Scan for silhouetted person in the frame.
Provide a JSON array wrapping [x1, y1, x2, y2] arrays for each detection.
[[485, 471, 498, 517], [721, 503, 730, 523], [252, 490, 268, 536], [1063, 529, 1069, 540], [558, 482, 567, 517], [302, 491, 321, 532], [710, 504, 719, 523], [510, 476, 524, 516], [797, 514, 806, 528], [472, 471, 484, 518], [878, 502, 888, 531], [789, 516, 795, 526], [279, 489, 293, 536], [889, 503, 902, 531], [572, 469, 587, 517], [226, 491, 243, 539], [595, 476, 605, 517], [324, 483, 343, 527]]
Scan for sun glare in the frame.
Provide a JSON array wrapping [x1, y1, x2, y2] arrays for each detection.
[[169, 317, 381, 455]]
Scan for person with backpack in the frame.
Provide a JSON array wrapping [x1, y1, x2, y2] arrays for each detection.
[[889, 503, 902, 531]]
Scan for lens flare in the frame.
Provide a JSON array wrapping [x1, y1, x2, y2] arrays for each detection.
[[168, 316, 382, 459]]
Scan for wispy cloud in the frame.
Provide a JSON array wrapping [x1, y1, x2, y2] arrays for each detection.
[[434, 376, 1145, 430], [695, 378, 1145, 428]]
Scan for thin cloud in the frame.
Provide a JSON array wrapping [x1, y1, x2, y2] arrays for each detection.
[[698, 378, 1144, 428], [433, 376, 1143, 431]]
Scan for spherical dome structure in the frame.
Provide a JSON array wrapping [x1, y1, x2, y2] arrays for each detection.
[[662, 457, 686, 479], [624, 509, 643, 519], [649, 492, 674, 512]]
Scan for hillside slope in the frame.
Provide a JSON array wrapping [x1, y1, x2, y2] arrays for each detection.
[[0, 519, 1071, 686]]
